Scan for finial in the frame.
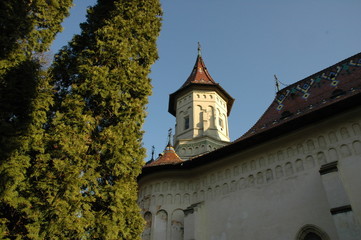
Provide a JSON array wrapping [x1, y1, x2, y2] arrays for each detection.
[[167, 128, 172, 146], [274, 74, 280, 92], [198, 42, 202, 56], [151, 145, 155, 161]]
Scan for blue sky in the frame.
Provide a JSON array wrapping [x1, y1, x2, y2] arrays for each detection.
[[51, 0, 361, 160]]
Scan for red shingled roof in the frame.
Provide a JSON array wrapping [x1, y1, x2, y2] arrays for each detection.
[[144, 143, 183, 167], [181, 54, 217, 88], [168, 53, 234, 116], [239, 52, 361, 140]]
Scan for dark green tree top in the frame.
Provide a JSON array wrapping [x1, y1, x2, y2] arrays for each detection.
[[0, 0, 73, 73]]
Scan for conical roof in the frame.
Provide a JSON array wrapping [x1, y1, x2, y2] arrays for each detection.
[[181, 53, 217, 88], [144, 142, 183, 167], [168, 46, 234, 116]]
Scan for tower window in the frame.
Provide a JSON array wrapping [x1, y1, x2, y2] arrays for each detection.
[[184, 116, 190, 130], [219, 118, 224, 129]]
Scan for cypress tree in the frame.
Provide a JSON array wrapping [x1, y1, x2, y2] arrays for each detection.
[[45, 0, 162, 239], [0, 1, 73, 239]]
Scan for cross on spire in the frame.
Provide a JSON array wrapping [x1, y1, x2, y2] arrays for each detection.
[[274, 74, 280, 92], [151, 145, 155, 161], [274, 74, 289, 93], [167, 128, 172, 146], [198, 42, 202, 56]]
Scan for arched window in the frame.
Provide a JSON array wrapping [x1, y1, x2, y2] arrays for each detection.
[[184, 115, 190, 130], [143, 212, 152, 240], [171, 209, 184, 240], [154, 210, 168, 240], [304, 232, 322, 240], [296, 224, 330, 240]]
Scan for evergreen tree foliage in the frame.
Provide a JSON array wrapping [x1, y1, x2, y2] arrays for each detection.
[[45, 0, 162, 239], [0, 0, 73, 239], [0, 0, 73, 73]]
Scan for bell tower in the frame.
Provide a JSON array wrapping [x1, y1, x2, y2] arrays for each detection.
[[168, 44, 234, 159]]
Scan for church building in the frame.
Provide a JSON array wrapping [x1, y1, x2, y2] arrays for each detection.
[[138, 49, 361, 240]]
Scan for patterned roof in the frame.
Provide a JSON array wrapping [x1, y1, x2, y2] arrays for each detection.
[[144, 143, 183, 167], [239, 52, 361, 140]]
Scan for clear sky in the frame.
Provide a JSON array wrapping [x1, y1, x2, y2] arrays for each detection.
[[51, 0, 361, 161]]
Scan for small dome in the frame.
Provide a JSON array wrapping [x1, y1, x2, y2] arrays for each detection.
[[144, 143, 183, 167]]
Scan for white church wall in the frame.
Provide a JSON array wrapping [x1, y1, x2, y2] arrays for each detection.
[[154, 210, 168, 240], [336, 109, 361, 225], [174, 90, 231, 159], [139, 107, 361, 239], [171, 209, 184, 240], [202, 171, 335, 240], [142, 212, 152, 240], [175, 90, 230, 142], [190, 90, 229, 141], [175, 93, 194, 141]]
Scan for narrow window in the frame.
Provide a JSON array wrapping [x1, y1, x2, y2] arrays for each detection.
[[219, 118, 224, 129], [184, 116, 190, 130]]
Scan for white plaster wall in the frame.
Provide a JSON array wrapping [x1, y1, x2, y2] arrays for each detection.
[[321, 172, 350, 209], [202, 171, 336, 240], [191, 90, 229, 142], [336, 109, 361, 225], [333, 212, 361, 240], [139, 107, 361, 240], [175, 92, 194, 141], [174, 89, 231, 159], [174, 90, 230, 146]]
